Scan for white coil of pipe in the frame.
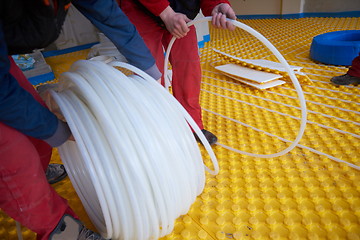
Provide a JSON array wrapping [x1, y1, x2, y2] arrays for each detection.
[[50, 60, 219, 240]]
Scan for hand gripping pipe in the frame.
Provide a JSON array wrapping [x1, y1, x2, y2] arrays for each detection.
[[164, 16, 307, 158]]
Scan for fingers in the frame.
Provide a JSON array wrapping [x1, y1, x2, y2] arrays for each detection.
[[212, 12, 235, 30], [172, 31, 182, 39], [172, 29, 187, 39], [174, 24, 189, 38], [172, 15, 190, 38], [212, 12, 227, 29], [226, 19, 236, 31], [226, 7, 237, 20], [160, 6, 190, 39], [68, 134, 75, 141], [211, 3, 236, 30]]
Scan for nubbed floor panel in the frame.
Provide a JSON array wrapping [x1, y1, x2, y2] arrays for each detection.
[[1, 16, 359, 240]]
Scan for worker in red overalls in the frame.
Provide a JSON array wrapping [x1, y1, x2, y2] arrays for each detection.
[[120, 0, 237, 145]]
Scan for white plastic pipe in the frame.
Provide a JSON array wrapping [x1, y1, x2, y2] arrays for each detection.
[[164, 17, 307, 158], [15, 222, 23, 240], [51, 60, 216, 240]]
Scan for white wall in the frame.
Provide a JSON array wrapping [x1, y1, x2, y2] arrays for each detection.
[[303, 0, 360, 13], [281, 0, 304, 14], [229, 0, 359, 16], [228, 0, 281, 16]]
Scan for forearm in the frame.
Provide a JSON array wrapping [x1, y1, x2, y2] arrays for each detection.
[[0, 24, 70, 146], [0, 75, 59, 138], [72, 0, 161, 79]]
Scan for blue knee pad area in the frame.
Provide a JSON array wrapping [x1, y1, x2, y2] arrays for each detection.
[[310, 30, 360, 66]]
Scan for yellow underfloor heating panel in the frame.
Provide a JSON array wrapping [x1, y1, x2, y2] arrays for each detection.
[[1, 16, 359, 239]]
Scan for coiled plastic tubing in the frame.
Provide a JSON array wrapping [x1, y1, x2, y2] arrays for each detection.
[[51, 60, 217, 240], [49, 17, 307, 240]]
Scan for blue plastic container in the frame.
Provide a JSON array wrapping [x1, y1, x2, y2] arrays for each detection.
[[310, 30, 360, 66]]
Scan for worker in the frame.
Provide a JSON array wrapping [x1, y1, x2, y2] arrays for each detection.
[[0, 0, 161, 239], [120, 0, 237, 145]]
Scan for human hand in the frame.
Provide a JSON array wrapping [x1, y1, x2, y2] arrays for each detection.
[[159, 6, 191, 38], [68, 134, 75, 141], [37, 84, 66, 122], [211, 3, 236, 31], [38, 84, 75, 142]]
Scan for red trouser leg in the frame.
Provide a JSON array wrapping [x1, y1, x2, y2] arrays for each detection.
[[347, 53, 360, 78], [0, 58, 76, 240], [164, 28, 204, 129], [121, 1, 204, 129]]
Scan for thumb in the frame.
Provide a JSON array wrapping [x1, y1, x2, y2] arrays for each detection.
[[228, 11, 236, 20]]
